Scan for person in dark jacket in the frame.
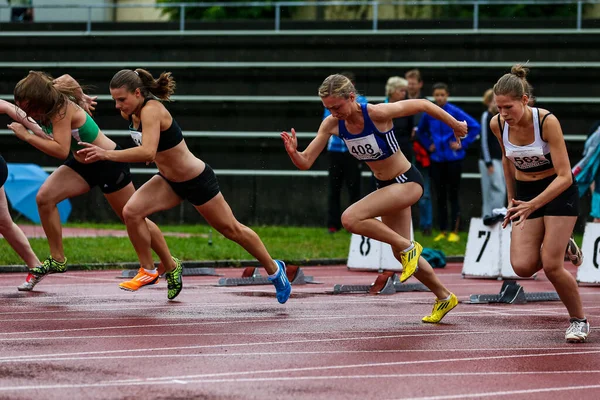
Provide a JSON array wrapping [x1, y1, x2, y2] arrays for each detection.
[[479, 89, 505, 224], [417, 83, 481, 242]]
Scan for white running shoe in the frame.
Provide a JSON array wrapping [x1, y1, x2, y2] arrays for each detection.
[[565, 318, 590, 343], [17, 272, 45, 292]]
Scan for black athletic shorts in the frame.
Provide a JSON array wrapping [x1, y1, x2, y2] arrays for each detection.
[[64, 145, 132, 194], [375, 164, 425, 194], [158, 163, 220, 206], [515, 174, 579, 219]]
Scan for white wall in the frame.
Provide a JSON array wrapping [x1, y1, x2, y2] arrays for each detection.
[[0, 0, 138, 23]]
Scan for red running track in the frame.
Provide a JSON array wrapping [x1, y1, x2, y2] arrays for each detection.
[[0, 263, 599, 399]]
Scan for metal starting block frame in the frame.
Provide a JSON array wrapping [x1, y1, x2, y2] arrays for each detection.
[[469, 280, 560, 304], [333, 271, 430, 295], [121, 267, 218, 278], [218, 265, 313, 286]]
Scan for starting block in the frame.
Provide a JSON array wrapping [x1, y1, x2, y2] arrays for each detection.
[[332, 270, 430, 295], [469, 280, 560, 304], [121, 266, 218, 278], [217, 265, 313, 286]]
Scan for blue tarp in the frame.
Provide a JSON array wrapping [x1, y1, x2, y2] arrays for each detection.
[[4, 163, 71, 224]]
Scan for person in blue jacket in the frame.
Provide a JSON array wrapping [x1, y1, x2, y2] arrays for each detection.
[[417, 83, 481, 242]]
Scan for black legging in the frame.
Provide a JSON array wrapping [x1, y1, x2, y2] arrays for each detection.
[[430, 160, 463, 232]]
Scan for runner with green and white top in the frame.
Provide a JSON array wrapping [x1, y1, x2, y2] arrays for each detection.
[[8, 71, 183, 299]]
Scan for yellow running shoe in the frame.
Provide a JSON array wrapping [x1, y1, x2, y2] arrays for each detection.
[[422, 293, 458, 323], [399, 241, 422, 283], [447, 232, 460, 242], [119, 268, 159, 291], [433, 233, 446, 242]]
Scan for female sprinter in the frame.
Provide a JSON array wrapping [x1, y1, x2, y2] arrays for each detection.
[[76, 69, 291, 304], [281, 74, 467, 323], [0, 99, 46, 289], [491, 65, 589, 342], [8, 71, 182, 299]]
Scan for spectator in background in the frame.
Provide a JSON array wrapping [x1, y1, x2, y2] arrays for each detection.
[[572, 120, 600, 222], [385, 76, 414, 161], [417, 82, 481, 242], [324, 71, 366, 233], [413, 140, 433, 235], [405, 69, 424, 101], [9, 0, 33, 22], [479, 89, 506, 224], [405, 69, 433, 235]]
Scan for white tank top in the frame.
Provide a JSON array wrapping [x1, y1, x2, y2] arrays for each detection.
[[502, 107, 554, 173]]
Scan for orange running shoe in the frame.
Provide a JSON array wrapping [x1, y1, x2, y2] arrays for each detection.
[[119, 268, 159, 292]]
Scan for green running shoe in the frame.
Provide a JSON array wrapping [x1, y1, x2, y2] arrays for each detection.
[[30, 256, 68, 277], [165, 257, 183, 300]]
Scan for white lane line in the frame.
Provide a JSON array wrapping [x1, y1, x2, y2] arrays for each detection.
[[1, 348, 597, 364], [0, 331, 592, 362], [0, 308, 570, 323], [0, 331, 577, 343], [406, 383, 600, 400], [2, 351, 600, 391], [0, 313, 577, 336]]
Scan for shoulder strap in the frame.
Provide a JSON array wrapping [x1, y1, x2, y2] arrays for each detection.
[[496, 115, 504, 133], [539, 110, 553, 142]]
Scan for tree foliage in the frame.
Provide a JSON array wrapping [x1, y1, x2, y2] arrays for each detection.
[[156, 0, 296, 20], [156, 1, 588, 21]]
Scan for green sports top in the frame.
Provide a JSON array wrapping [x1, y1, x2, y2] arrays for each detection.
[[41, 113, 100, 151]]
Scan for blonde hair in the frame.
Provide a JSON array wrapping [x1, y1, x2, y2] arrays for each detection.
[[482, 88, 494, 106], [318, 74, 356, 99], [493, 64, 532, 100], [385, 76, 408, 97]]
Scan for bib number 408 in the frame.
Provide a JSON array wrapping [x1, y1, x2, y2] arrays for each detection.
[[351, 144, 375, 156]]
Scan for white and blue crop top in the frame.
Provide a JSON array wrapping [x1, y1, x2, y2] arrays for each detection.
[[337, 103, 399, 161], [502, 107, 554, 173]]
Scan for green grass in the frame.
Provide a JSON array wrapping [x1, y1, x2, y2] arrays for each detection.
[[0, 223, 583, 266]]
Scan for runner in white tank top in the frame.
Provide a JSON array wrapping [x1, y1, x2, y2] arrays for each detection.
[[490, 64, 588, 343]]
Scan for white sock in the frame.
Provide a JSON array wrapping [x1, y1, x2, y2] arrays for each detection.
[[268, 262, 280, 279], [438, 294, 452, 301], [143, 268, 157, 274], [402, 242, 414, 253]]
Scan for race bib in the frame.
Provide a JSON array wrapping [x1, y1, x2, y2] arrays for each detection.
[[507, 147, 550, 169], [130, 129, 142, 146], [344, 135, 383, 160]]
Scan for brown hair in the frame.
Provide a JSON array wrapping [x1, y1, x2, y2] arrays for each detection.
[[405, 69, 422, 82], [432, 82, 449, 93], [109, 68, 176, 101], [493, 64, 533, 100], [318, 74, 356, 99], [13, 71, 84, 125]]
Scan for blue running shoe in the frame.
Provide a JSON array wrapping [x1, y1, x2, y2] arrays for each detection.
[[268, 260, 291, 304]]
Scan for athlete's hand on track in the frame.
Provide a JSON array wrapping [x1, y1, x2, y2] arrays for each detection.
[[281, 128, 298, 154], [77, 142, 107, 163]]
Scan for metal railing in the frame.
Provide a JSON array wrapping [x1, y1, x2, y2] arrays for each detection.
[[1, 0, 599, 33]]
